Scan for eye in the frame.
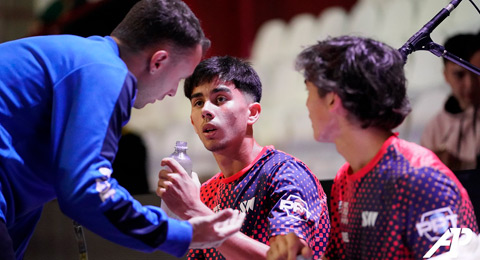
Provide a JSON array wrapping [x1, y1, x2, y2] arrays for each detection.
[[216, 95, 227, 104], [192, 99, 204, 107], [454, 71, 466, 79]]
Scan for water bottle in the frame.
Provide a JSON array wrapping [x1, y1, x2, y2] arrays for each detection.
[[168, 141, 192, 177], [161, 141, 192, 219]]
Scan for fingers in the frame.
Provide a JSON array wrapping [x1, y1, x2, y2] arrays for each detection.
[[267, 233, 312, 260], [211, 209, 245, 237], [161, 157, 189, 177], [300, 246, 313, 259], [267, 235, 291, 260], [156, 159, 183, 197], [191, 171, 201, 188]]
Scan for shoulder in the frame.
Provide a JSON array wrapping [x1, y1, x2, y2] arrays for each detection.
[[391, 138, 446, 169], [265, 148, 314, 176]]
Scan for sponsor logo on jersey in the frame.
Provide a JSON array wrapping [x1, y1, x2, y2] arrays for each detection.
[[96, 167, 116, 201], [361, 211, 378, 227], [423, 228, 475, 258], [279, 195, 311, 222], [239, 197, 255, 213], [416, 207, 458, 242], [340, 201, 349, 224]]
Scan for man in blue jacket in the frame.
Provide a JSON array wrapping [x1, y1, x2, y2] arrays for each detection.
[[0, 0, 244, 259]]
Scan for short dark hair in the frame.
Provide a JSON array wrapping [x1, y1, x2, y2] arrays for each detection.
[[295, 35, 411, 130], [184, 56, 262, 102], [111, 0, 210, 53], [443, 33, 480, 64]]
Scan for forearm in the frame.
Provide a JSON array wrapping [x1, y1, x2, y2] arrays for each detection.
[[181, 201, 214, 219], [217, 232, 269, 260]]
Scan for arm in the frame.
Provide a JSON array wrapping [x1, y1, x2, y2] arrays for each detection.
[[158, 156, 330, 259], [49, 64, 244, 256], [267, 159, 330, 259], [216, 232, 269, 259], [51, 65, 192, 256], [158, 158, 270, 259]]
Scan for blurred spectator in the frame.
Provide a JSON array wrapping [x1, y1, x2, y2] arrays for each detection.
[[30, 0, 139, 37], [421, 33, 480, 171], [112, 129, 150, 195]]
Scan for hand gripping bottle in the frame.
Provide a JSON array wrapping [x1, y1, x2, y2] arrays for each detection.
[[161, 141, 192, 219]]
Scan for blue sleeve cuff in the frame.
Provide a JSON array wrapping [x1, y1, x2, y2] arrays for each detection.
[[157, 217, 192, 257]]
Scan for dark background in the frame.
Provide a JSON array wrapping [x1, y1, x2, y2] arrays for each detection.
[[31, 0, 357, 58]]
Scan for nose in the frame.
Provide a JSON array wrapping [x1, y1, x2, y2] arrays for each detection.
[[201, 101, 214, 120], [168, 90, 176, 97], [169, 84, 180, 97]]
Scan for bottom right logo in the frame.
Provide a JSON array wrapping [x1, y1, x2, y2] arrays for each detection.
[[423, 227, 475, 258]]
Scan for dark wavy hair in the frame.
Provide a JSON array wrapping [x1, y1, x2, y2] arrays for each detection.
[[184, 56, 262, 102], [111, 0, 210, 54], [442, 33, 480, 64], [295, 35, 411, 130]]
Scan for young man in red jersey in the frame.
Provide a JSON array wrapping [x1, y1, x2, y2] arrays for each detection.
[[158, 56, 330, 260], [266, 36, 478, 260]]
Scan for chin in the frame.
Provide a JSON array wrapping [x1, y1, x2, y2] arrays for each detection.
[[203, 142, 224, 153], [133, 102, 147, 109]]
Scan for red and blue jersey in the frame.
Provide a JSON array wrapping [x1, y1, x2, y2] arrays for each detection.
[[188, 146, 330, 260], [325, 135, 478, 260]]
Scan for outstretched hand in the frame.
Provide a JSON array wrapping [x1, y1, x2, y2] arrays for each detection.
[[267, 233, 313, 260], [188, 208, 245, 249]]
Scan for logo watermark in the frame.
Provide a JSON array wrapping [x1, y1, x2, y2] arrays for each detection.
[[423, 228, 475, 258]]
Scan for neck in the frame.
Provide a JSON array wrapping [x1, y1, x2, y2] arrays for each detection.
[[213, 137, 263, 178], [112, 36, 148, 77], [335, 126, 393, 173]]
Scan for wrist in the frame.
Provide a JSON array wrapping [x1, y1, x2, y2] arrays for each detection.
[[184, 204, 214, 219]]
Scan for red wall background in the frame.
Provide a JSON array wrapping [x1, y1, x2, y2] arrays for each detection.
[[32, 0, 357, 58], [184, 0, 357, 58]]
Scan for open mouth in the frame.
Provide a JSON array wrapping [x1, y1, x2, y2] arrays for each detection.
[[203, 126, 217, 133], [202, 124, 218, 138]]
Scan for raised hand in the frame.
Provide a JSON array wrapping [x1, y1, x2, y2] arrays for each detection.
[[157, 157, 210, 219]]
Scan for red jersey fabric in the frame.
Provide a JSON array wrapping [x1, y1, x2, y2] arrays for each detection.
[[188, 146, 330, 259], [325, 135, 478, 260]]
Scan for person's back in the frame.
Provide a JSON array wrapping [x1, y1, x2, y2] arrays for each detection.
[[0, 1, 246, 259], [421, 33, 480, 171], [0, 33, 133, 244]]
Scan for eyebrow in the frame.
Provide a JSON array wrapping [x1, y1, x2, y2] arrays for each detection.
[[190, 85, 232, 100]]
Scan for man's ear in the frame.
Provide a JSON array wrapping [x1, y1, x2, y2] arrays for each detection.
[[247, 102, 261, 125], [325, 91, 344, 108], [328, 92, 348, 116], [149, 50, 168, 74]]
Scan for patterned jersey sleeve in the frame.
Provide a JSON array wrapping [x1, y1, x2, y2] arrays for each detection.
[[269, 159, 330, 258], [324, 167, 347, 260], [399, 166, 478, 259]]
